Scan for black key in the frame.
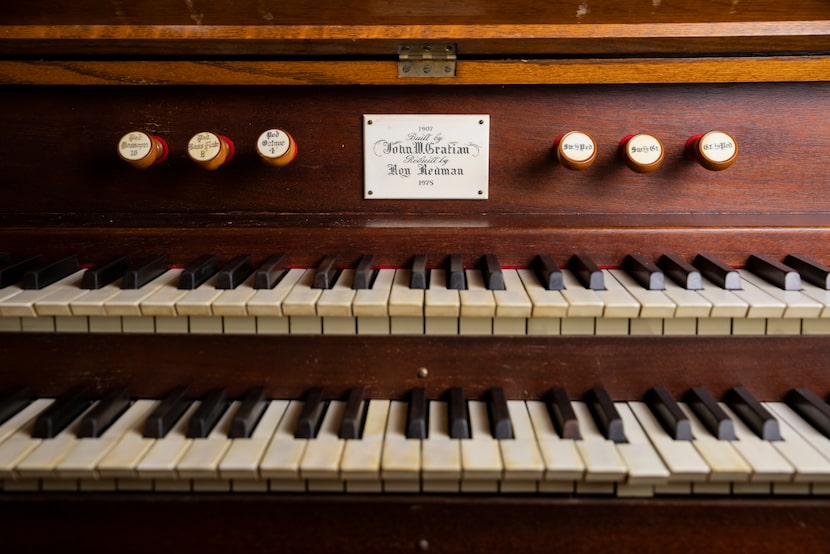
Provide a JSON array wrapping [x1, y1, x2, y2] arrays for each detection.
[[121, 254, 167, 289], [143, 386, 191, 439], [81, 255, 131, 290], [786, 388, 830, 439], [409, 254, 428, 289], [187, 388, 228, 438], [646, 387, 692, 441], [178, 254, 219, 290], [533, 254, 564, 291], [746, 254, 800, 291], [253, 254, 287, 290], [658, 253, 702, 290], [0, 256, 42, 288], [294, 387, 326, 439], [693, 253, 740, 290], [569, 253, 605, 290], [338, 387, 366, 439], [546, 388, 581, 440], [446, 254, 466, 290], [488, 388, 513, 439], [684, 387, 736, 441], [406, 387, 428, 439], [624, 253, 665, 291], [353, 255, 376, 290], [78, 387, 131, 438], [216, 255, 254, 290], [482, 254, 505, 291], [726, 387, 781, 441], [0, 386, 31, 426], [784, 254, 830, 290], [229, 386, 268, 439], [448, 387, 470, 439], [312, 255, 339, 289], [586, 387, 625, 443], [22, 255, 79, 290], [33, 386, 90, 438]]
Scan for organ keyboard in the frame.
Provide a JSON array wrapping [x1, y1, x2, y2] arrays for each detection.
[[2, 0, 830, 551]]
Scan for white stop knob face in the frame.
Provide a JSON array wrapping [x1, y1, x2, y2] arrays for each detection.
[[188, 132, 222, 161], [559, 131, 595, 162], [257, 129, 291, 159], [699, 131, 737, 163], [626, 134, 662, 166], [118, 131, 153, 161]]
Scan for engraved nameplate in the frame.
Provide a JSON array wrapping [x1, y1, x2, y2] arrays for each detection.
[[363, 114, 489, 199]]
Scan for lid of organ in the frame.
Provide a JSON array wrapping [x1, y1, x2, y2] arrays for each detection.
[[1, 1, 827, 59]]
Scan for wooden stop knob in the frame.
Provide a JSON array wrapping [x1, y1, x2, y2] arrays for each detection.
[[117, 131, 168, 169], [187, 131, 235, 170], [686, 131, 738, 171], [619, 133, 664, 173], [553, 131, 596, 170], [256, 129, 298, 167]]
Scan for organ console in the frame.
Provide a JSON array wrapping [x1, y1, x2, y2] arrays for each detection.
[[1, 0, 830, 552]]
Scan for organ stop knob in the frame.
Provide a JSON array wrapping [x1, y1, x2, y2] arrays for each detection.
[[117, 131, 168, 169], [619, 133, 664, 173], [187, 131, 235, 170], [256, 129, 298, 167], [686, 131, 738, 171], [552, 131, 597, 170]]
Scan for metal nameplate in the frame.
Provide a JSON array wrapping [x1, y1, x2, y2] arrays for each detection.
[[363, 114, 489, 200]]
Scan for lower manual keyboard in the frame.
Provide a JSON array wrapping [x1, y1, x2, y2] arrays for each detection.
[[3, 385, 830, 497]]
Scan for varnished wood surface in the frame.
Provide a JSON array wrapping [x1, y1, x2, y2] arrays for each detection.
[[1, 84, 828, 219], [0, 334, 825, 400], [3, 56, 829, 86], [0, 494, 827, 553]]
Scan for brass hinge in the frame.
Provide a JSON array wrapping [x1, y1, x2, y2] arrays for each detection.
[[398, 44, 457, 78]]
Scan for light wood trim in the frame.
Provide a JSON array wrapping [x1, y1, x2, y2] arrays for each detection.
[[1, 56, 828, 85]]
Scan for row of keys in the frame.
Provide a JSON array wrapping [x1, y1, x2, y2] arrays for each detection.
[[1, 385, 830, 496], [118, 129, 297, 170], [552, 130, 738, 172]]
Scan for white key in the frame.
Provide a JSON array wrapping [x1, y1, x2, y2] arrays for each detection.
[[615, 404, 670, 486], [341, 400, 390, 491], [460, 400, 502, 491], [517, 268, 568, 318], [609, 269, 676, 318], [719, 403, 793, 483], [0, 271, 85, 317], [381, 401, 421, 492], [661, 279, 712, 318], [525, 400, 585, 488], [282, 269, 322, 317], [104, 270, 180, 316], [421, 401, 461, 492], [740, 270, 822, 319], [571, 402, 627, 482], [176, 275, 223, 316], [697, 277, 748, 318], [70, 281, 125, 316], [425, 269, 460, 317], [259, 401, 307, 490], [678, 403, 751, 483], [459, 270, 495, 318], [762, 402, 830, 483], [353, 268, 394, 317], [97, 401, 162, 479], [15, 401, 98, 479], [766, 402, 830, 464], [799, 281, 830, 318], [732, 273, 787, 318], [560, 270, 604, 317], [0, 399, 54, 445], [317, 270, 356, 317], [500, 401, 544, 488], [57, 400, 157, 479], [135, 402, 201, 479], [628, 402, 708, 482], [388, 269, 424, 317], [246, 268, 305, 317], [219, 400, 288, 480], [0, 400, 56, 479], [176, 401, 240, 479], [211, 275, 257, 317], [140, 270, 189, 316], [300, 400, 346, 486], [33, 271, 89, 316], [494, 269, 533, 319], [594, 270, 640, 318]]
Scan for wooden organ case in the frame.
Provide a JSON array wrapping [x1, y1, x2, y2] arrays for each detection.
[[1, 1, 830, 551]]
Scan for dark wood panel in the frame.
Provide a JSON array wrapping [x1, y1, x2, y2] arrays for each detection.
[[0, 334, 825, 400], [1, 84, 827, 217], [0, 494, 827, 553]]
